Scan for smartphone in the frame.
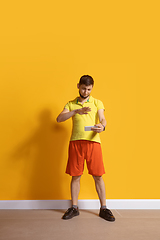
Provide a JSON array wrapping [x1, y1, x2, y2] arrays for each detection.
[[84, 126, 100, 131]]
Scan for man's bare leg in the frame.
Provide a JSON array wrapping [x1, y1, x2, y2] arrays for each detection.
[[93, 176, 115, 221], [62, 175, 81, 219], [71, 176, 81, 206], [93, 176, 106, 207]]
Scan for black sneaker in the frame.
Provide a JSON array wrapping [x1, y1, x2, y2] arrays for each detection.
[[99, 208, 115, 222], [62, 207, 79, 220]]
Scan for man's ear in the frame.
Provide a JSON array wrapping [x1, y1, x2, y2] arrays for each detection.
[[77, 83, 80, 89]]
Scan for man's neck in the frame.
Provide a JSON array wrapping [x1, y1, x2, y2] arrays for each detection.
[[78, 95, 90, 104]]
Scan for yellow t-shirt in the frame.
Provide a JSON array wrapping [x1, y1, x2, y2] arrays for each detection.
[[64, 96, 105, 143]]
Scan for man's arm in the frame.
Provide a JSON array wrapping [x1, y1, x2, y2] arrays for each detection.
[[98, 109, 107, 128], [56, 107, 91, 123], [56, 108, 75, 123], [91, 109, 107, 133]]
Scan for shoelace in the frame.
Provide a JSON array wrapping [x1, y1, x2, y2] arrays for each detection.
[[66, 207, 72, 213], [103, 208, 113, 216], [66, 207, 76, 213]]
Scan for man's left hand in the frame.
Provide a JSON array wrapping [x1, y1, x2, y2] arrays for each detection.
[[91, 124, 104, 133]]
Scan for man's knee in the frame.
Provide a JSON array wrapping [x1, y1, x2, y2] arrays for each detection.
[[93, 176, 102, 182], [72, 175, 81, 182]]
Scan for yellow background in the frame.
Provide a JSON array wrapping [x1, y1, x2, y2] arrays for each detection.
[[0, 0, 159, 200]]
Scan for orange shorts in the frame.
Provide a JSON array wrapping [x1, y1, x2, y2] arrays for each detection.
[[66, 140, 105, 176]]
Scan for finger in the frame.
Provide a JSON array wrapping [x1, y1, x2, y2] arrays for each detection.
[[91, 127, 101, 131]]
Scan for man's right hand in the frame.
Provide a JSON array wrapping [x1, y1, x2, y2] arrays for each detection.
[[75, 107, 91, 115], [56, 107, 91, 123]]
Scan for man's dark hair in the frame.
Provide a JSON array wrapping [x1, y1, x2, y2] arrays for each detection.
[[79, 75, 94, 86]]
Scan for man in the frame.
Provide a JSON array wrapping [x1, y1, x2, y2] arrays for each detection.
[[56, 75, 115, 222]]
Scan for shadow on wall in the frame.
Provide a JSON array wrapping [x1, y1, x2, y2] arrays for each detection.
[[11, 108, 70, 200]]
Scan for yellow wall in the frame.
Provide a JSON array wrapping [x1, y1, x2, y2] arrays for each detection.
[[0, 0, 159, 200]]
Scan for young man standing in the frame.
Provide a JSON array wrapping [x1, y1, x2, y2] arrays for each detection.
[[56, 75, 115, 222]]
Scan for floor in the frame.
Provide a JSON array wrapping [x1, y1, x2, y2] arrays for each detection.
[[0, 209, 160, 240]]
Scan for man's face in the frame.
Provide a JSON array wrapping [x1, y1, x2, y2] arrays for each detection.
[[78, 84, 93, 99]]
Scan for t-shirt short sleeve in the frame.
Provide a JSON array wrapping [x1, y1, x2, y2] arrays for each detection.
[[64, 102, 70, 111], [97, 100, 105, 111]]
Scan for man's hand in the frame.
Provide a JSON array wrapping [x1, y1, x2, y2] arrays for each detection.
[[91, 123, 104, 133], [75, 107, 91, 115]]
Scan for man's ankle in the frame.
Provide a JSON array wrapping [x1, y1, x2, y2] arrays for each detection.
[[101, 205, 107, 209], [72, 205, 78, 209]]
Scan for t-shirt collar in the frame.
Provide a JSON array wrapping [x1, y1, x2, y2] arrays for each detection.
[[76, 96, 93, 104]]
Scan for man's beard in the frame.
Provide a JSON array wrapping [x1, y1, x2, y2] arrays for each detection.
[[79, 91, 89, 99]]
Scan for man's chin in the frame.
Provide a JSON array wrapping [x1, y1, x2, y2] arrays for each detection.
[[80, 93, 89, 99], [82, 96, 89, 99]]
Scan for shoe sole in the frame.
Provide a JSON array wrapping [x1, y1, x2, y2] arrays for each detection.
[[62, 212, 79, 220], [99, 214, 115, 222]]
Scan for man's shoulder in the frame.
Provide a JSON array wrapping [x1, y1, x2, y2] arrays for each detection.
[[91, 97, 105, 109], [67, 97, 78, 104], [64, 97, 78, 109], [91, 96, 103, 104]]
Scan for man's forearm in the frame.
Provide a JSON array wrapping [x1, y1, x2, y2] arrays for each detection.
[[57, 107, 91, 123], [100, 119, 107, 127], [56, 110, 76, 122]]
